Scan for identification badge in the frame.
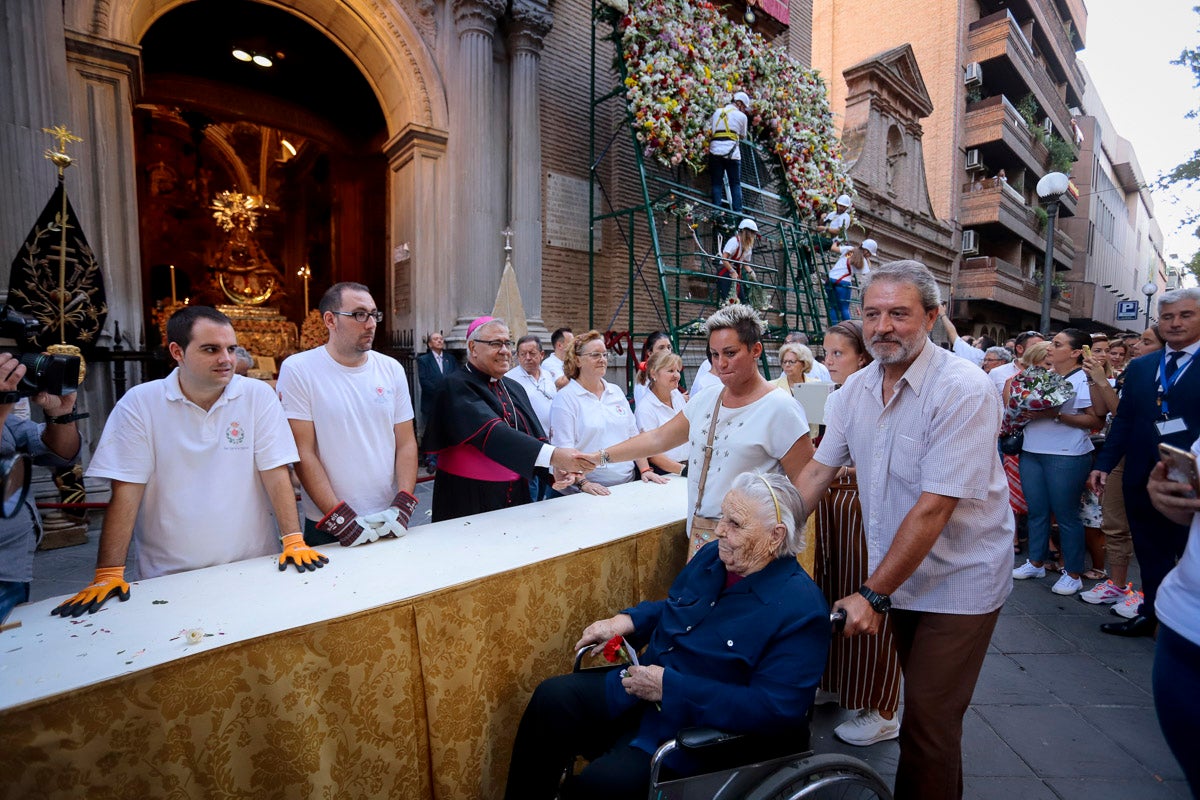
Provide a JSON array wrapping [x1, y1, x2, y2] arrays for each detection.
[[1157, 417, 1187, 436]]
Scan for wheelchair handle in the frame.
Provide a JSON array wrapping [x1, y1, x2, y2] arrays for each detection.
[[830, 609, 846, 633]]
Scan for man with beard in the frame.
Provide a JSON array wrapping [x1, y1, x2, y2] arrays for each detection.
[[423, 316, 596, 521], [277, 282, 420, 547], [795, 261, 1013, 800]]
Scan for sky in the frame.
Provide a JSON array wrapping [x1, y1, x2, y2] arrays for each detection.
[[1077, 1, 1199, 271]]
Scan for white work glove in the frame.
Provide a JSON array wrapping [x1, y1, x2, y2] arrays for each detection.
[[356, 491, 418, 540]]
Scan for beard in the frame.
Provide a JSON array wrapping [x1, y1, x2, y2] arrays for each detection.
[[866, 332, 924, 365]]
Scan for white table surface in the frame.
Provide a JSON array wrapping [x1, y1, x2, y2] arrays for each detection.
[[0, 478, 686, 712]]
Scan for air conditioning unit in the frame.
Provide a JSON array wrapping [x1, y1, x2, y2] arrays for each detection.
[[965, 149, 984, 172], [1043, 117, 1053, 135], [961, 229, 979, 255], [964, 62, 983, 86]]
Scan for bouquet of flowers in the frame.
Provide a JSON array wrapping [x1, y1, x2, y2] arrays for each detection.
[[1000, 366, 1076, 437]]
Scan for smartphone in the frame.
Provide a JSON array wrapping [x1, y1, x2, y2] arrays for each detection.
[[1081, 344, 1092, 359], [1159, 443, 1200, 498]]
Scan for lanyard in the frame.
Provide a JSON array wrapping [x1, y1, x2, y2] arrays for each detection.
[[1157, 350, 1193, 416]]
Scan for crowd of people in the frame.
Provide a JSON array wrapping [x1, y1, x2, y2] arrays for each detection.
[[5, 257, 1198, 799]]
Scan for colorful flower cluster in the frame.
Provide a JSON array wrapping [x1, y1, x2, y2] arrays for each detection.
[[608, 0, 852, 219], [1000, 367, 1076, 437]]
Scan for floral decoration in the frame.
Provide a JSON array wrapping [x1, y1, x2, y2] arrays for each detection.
[[600, 0, 853, 219], [1000, 366, 1075, 437]]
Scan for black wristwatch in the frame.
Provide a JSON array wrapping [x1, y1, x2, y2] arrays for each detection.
[[46, 411, 89, 425], [857, 584, 892, 614]]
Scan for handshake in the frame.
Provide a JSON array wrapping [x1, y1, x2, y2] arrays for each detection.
[[550, 448, 602, 490], [316, 491, 419, 547]]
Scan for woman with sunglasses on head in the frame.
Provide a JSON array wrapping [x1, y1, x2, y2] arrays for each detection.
[[809, 320, 902, 748], [550, 330, 670, 496]]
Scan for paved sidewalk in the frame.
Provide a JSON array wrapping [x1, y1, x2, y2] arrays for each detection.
[[27, 511, 1187, 798]]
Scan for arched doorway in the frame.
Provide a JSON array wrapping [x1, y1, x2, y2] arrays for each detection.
[[133, 0, 387, 352], [72, 0, 449, 353]]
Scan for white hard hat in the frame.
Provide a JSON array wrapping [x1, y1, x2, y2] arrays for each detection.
[[733, 91, 752, 107], [738, 218, 759, 233], [861, 238, 878, 256], [837, 194, 853, 207]]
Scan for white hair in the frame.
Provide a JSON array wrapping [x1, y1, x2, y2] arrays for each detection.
[[1160, 287, 1200, 309], [727, 472, 808, 559]]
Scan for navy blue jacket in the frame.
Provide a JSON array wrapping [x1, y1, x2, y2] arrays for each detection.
[[607, 542, 829, 754], [417, 350, 458, 422], [1095, 349, 1200, 494]]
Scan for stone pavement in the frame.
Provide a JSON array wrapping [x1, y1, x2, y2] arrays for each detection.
[[27, 502, 1188, 798]]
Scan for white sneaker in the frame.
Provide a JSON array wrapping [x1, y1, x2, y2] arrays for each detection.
[[1051, 573, 1083, 596], [834, 709, 900, 746], [1080, 580, 1128, 605], [1012, 560, 1046, 580], [1113, 588, 1144, 619]]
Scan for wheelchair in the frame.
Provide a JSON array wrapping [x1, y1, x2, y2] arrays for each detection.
[[569, 612, 893, 800]]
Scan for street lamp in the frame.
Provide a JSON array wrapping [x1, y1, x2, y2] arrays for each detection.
[[1036, 172, 1070, 333], [1142, 280, 1158, 328]]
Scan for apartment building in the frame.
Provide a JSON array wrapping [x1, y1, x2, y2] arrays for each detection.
[[814, 0, 1088, 338]]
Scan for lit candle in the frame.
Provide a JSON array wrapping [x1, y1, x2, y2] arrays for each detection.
[[297, 264, 312, 311], [169, 264, 177, 304]]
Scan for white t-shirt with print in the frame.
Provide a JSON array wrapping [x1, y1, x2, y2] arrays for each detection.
[[550, 380, 641, 487], [87, 371, 300, 580], [682, 384, 810, 526], [277, 347, 415, 521], [1022, 369, 1093, 456]]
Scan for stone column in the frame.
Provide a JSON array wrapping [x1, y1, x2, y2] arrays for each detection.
[[0, 1, 71, 272], [449, 0, 506, 344], [508, 3, 553, 341]]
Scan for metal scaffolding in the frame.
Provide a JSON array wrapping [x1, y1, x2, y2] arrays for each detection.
[[587, 1, 841, 386]]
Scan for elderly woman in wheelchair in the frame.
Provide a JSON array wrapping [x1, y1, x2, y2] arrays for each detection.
[[504, 471, 832, 799]]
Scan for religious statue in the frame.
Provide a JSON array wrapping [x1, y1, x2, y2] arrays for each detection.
[[208, 191, 286, 306]]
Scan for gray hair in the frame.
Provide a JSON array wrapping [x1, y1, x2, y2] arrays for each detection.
[[861, 260, 942, 312], [702, 303, 767, 348], [233, 346, 255, 370], [469, 318, 508, 341], [1159, 287, 1200, 310], [984, 346, 1013, 364], [778, 342, 815, 373], [728, 471, 808, 559]]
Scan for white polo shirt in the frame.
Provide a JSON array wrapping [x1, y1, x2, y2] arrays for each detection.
[[88, 371, 300, 580], [634, 388, 688, 462], [550, 379, 641, 486]]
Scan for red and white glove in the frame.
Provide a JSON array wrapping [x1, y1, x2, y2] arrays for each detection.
[[357, 491, 418, 539], [316, 501, 378, 547]]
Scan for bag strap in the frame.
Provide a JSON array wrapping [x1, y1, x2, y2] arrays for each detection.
[[692, 388, 727, 518]]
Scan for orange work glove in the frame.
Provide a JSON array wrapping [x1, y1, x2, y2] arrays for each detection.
[[51, 566, 130, 617], [278, 533, 329, 573]]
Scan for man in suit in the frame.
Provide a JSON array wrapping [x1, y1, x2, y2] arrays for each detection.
[[417, 331, 458, 428], [1089, 287, 1200, 637], [422, 317, 596, 522]]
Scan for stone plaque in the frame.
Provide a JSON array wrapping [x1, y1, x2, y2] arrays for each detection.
[[546, 171, 601, 253]]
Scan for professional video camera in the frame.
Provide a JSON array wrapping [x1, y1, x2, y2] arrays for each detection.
[[0, 306, 81, 398]]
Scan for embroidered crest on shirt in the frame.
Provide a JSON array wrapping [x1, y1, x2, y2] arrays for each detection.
[[226, 422, 246, 445]]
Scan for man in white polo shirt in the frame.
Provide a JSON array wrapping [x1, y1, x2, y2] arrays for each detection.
[[52, 307, 325, 618], [277, 282, 419, 547]]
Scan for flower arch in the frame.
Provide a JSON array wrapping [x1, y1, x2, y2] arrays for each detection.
[[602, 0, 853, 219]]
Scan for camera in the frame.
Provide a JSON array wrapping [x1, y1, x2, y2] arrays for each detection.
[[0, 306, 81, 398]]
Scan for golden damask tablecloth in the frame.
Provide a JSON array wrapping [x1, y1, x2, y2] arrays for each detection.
[[0, 524, 685, 799]]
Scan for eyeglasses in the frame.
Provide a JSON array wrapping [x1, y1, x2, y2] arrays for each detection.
[[474, 339, 515, 350], [781, 359, 801, 366], [331, 310, 384, 323], [581, 350, 609, 360], [982, 356, 1004, 363]]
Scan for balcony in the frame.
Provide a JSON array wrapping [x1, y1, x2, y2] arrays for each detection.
[[957, 255, 1072, 320], [964, 95, 1050, 176], [968, 11, 1073, 143], [960, 183, 1075, 268]]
